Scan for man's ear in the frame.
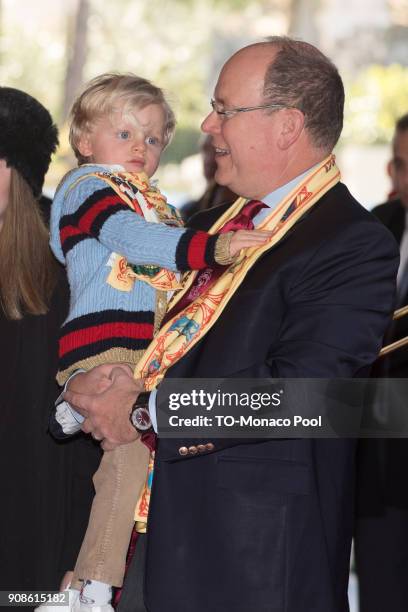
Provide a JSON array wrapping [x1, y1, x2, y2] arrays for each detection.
[[77, 133, 93, 159], [277, 109, 305, 150]]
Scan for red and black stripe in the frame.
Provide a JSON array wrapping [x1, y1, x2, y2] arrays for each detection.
[[59, 310, 154, 370], [59, 226, 92, 256], [175, 229, 218, 271], [60, 187, 129, 255]]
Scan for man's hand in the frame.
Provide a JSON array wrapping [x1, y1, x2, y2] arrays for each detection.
[[64, 366, 144, 451], [67, 363, 133, 395]]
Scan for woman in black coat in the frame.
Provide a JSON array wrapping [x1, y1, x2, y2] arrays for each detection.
[[0, 87, 100, 600]]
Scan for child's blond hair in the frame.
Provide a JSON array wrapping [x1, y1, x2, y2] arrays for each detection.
[[69, 73, 176, 164]]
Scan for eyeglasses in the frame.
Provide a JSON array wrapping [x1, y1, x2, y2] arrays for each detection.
[[210, 98, 287, 119]]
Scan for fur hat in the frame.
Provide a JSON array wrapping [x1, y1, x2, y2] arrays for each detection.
[[0, 87, 59, 197]]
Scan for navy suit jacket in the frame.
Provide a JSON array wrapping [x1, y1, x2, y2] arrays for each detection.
[[144, 183, 398, 612]]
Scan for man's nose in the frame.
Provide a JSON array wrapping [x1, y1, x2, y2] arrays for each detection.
[[201, 110, 220, 134]]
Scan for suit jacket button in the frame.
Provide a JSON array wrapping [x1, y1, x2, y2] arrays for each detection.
[[179, 446, 188, 456], [197, 444, 206, 453], [188, 445, 198, 455], [205, 442, 215, 451]]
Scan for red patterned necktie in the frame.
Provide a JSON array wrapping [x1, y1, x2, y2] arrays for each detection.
[[161, 200, 267, 325], [218, 199, 267, 232]]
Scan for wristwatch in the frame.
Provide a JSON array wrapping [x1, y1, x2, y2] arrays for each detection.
[[130, 392, 152, 432]]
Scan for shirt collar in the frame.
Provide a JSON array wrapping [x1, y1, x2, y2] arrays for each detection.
[[262, 164, 318, 211]]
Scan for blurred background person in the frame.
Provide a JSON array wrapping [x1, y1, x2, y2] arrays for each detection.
[[180, 134, 237, 221], [355, 112, 408, 612], [0, 86, 101, 602]]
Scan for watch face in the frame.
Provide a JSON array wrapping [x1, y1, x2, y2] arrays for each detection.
[[131, 406, 152, 431]]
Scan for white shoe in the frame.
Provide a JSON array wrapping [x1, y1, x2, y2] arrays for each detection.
[[73, 604, 114, 612], [34, 590, 114, 612], [34, 589, 79, 611], [74, 579, 114, 612]]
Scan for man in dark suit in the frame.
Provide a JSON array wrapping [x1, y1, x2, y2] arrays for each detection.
[[66, 38, 399, 612], [355, 113, 408, 612]]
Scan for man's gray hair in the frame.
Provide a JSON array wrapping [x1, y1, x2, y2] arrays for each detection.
[[263, 37, 344, 152]]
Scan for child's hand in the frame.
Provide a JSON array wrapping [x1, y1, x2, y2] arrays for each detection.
[[229, 229, 272, 257]]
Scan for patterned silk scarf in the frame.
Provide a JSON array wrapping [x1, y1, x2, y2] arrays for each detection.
[[83, 169, 183, 292], [134, 155, 340, 389], [160, 198, 267, 326]]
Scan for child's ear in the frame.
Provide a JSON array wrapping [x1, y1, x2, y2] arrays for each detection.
[[77, 134, 93, 159]]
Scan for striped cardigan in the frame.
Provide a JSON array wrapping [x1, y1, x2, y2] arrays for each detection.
[[50, 165, 225, 384]]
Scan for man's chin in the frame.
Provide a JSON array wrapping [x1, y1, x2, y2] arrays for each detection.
[[214, 168, 231, 189]]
